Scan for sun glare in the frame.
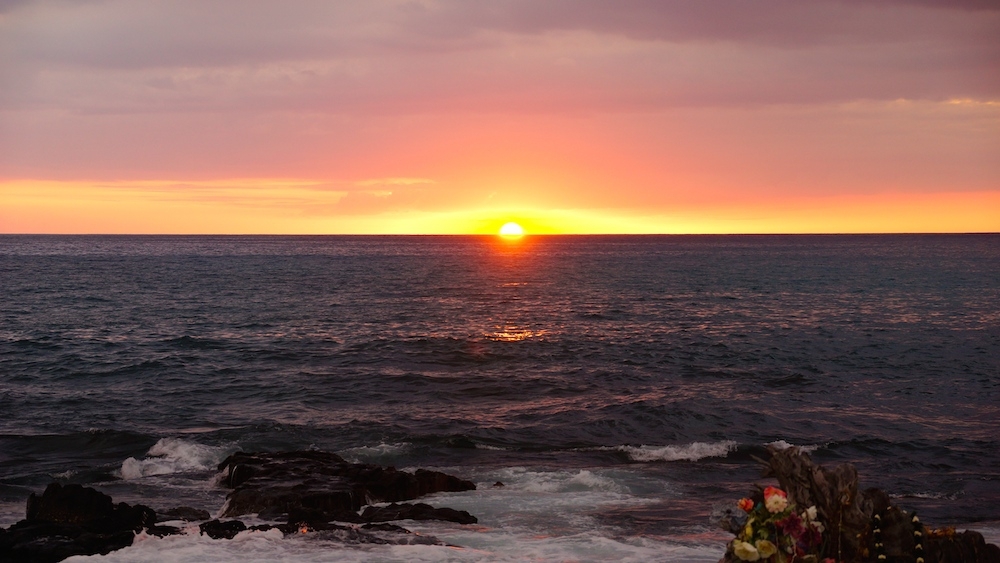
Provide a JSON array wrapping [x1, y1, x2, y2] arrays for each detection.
[[498, 222, 525, 238]]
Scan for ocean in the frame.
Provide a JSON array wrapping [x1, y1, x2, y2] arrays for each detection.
[[1, 234, 998, 562]]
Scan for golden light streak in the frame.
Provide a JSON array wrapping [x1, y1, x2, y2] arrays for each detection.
[[1, 179, 998, 234]]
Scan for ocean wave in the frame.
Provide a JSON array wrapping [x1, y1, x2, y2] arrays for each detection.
[[120, 438, 232, 480], [521, 469, 626, 494], [487, 467, 630, 495], [338, 442, 411, 464], [77, 521, 725, 563], [613, 441, 738, 462], [890, 491, 960, 501], [766, 440, 822, 453], [474, 443, 508, 451]]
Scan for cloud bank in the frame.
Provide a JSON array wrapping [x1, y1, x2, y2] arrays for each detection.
[[1, 1, 997, 232]]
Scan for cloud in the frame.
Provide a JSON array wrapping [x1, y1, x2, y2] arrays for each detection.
[[2, 0, 997, 117], [355, 177, 435, 186], [1, 0, 996, 212], [7, 1, 997, 68]]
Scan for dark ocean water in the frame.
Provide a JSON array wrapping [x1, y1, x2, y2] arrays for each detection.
[[1, 235, 998, 561]]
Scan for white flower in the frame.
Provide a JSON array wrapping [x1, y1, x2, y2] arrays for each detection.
[[804, 505, 818, 521], [812, 520, 826, 533], [765, 494, 789, 513]]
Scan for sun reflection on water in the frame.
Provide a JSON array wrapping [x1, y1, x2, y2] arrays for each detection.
[[485, 325, 544, 342]]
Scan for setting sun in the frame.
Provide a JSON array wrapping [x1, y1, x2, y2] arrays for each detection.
[[499, 222, 525, 238]]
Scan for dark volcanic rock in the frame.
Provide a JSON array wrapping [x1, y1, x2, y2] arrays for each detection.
[[218, 451, 363, 518], [26, 483, 115, 525], [0, 521, 136, 563], [0, 454, 476, 561], [361, 502, 478, 525], [157, 506, 211, 522], [926, 529, 1000, 562], [146, 524, 183, 537], [199, 519, 248, 540], [216, 451, 476, 520], [0, 483, 156, 563], [287, 506, 364, 525]]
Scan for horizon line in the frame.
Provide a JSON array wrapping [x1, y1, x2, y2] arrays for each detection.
[[2, 232, 998, 237]]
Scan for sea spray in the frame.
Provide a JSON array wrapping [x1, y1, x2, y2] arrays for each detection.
[[120, 438, 233, 479]]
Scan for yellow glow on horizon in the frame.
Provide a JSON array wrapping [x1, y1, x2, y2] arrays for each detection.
[[1, 179, 998, 234]]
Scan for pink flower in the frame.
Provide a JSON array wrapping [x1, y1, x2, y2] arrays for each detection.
[[775, 512, 805, 538], [763, 486, 786, 500], [738, 498, 755, 513]]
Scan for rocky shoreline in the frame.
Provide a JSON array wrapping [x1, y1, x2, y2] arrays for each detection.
[[3, 448, 998, 562], [0, 451, 478, 562]]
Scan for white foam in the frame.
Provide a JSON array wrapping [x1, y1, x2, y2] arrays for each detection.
[[120, 438, 232, 480], [766, 440, 821, 453], [339, 442, 411, 464], [413, 467, 660, 537], [519, 469, 626, 494], [62, 530, 723, 562], [66, 464, 726, 562], [615, 441, 737, 462]]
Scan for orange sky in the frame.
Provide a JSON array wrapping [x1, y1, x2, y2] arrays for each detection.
[[1, 1, 998, 234]]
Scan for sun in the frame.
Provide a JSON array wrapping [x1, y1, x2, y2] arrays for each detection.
[[498, 222, 525, 238]]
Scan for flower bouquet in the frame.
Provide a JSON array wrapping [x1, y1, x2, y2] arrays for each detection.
[[727, 486, 832, 563]]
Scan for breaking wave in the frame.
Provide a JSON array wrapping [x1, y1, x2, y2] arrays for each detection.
[[614, 441, 738, 462], [120, 438, 233, 480], [766, 440, 822, 453]]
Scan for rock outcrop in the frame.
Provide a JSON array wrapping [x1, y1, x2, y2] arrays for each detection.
[[0, 450, 479, 562], [0, 483, 156, 563], [361, 502, 478, 525], [216, 450, 476, 521], [719, 447, 1000, 563], [156, 506, 211, 522]]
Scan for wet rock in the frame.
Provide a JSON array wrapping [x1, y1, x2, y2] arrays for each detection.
[[0, 521, 135, 563], [314, 523, 443, 546], [156, 506, 210, 522], [26, 483, 115, 525], [361, 502, 478, 525], [199, 519, 247, 540], [146, 524, 183, 537], [926, 528, 1000, 562], [0, 483, 156, 563], [216, 451, 475, 519], [361, 522, 411, 533], [287, 506, 364, 525], [0, 455, 476, 561], [217, 451, 365, 518], [247, 523, 285, 533]]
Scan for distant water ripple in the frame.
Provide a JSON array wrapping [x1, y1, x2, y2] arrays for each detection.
[[1, 234, 998, 559]]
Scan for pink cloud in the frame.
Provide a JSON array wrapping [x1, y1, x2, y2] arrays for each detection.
[[0, 0, 997, 231]]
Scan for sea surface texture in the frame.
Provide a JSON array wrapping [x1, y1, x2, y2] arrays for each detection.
[[1, 235, 998, 562]]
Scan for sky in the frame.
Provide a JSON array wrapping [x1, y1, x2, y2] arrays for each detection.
[[1, 0, 998, 234]]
